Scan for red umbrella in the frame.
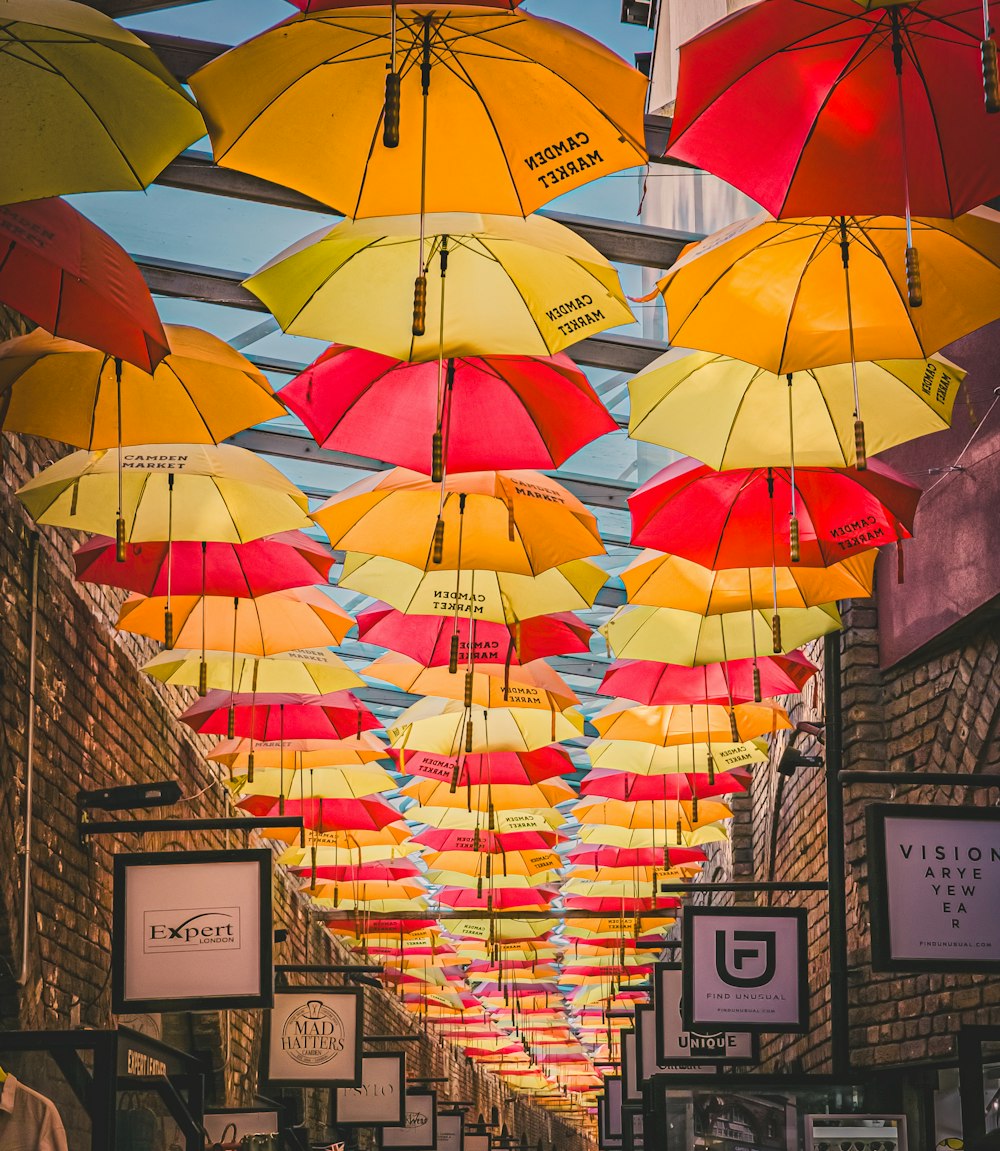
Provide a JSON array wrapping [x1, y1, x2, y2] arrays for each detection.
[[598, 652, 817, 706], [563, 845, 707, 868], [437, 887, 556, 911], [666, 0, 1000, 222], [388, 746, 574, 786], [180, 691, 380, 741], [412, 827, 563, 853], [74, 530, 335, 598], [281, 345, 615, 478], [286, 861, 420, 881], [237, 794, 402, 831], [579, 769, 748, 803], [562, 897, 678, 913], [357, 603, 591, 668], [629, 457, 920, 567], [0, 198, 167, 371]]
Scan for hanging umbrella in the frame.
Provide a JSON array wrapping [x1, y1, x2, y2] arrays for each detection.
[[74, 530, 335, 599], [573, 798, 732, 829], [586, 738, 766, 776], [239, 794, 402, 833], [282, 345, 616, 474], [190, 9, 645, 218], [406, 806, 565, 833], [313, 468, 603, 575], [412, 827, 562, 852], [436, 887, 555, 911], [428, 870, 558, 891], [0, 0, 204, 203], [209, 733, 389, 770], [575, 823, 729, 851], [278, 841, 418, 868], [386, 696, 584, 754], [630, 458, 920, 567], [423, 851, 562, 880], [180, 690, 380, 741], [563, 845, 708, 869], [400, 778, 575, 812], [628, 347, 965, 469], [590, 700, 790, 746], [665, 1, 1000, 222], [287, 1, 521, 9], [367, 653, 579, 710], [340, 554, 607, 620], [145, 648, 364, 696], [0, 198, 167, 370], [578, 770, 747, 803], [598, 653, 818, 706], [286, 859, 421, 882], [231, 764, 397, 801], [244, 213, 633, 360], [387, 746, 574, 786], [357, 604, 591, 666]]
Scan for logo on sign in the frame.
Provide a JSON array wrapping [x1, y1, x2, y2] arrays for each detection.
[[143, 907, 241, 953], [406, 1110, 430, 1128], [714, 930, 776, 988], [281, 1000, 347, 1066]]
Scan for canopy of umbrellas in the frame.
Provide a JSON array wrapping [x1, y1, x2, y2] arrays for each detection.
[[5, 0, 1000, 1128]]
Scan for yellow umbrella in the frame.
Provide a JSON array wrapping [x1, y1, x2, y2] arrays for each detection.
[[230, 764, 397, 801], [266, 823, 412, 848], [628, 347, 965, 469], [573, 798, 732, 830], [426, 870, 557, 890], [564, 917, 674, 939], [116, 588, 353, 654], [387, 696, 584, 754], [190, 8, 646, 218], [312, 468, 603, 576], [591, 700, 789, 745], [0, 325, 283, 448], [145, 647, 365, 695], [575, 823, 729, 850], [210, 733, 389, 770], [367, 653, 579, 710], [404, 807, 565, 832], [313, 895, 429, 913], [568, 865, 702, 883], [304, 879, 426, 902], [400, 778, 575, 811], [424, 851, 562, 878], [587, 739, 766, 775], [446, 919, 557, 940], [600, 603, 842, 665], [0, 0, 203, 203], [276, 842, 418, 867], [339, 553, 607, 621], [244, 213, 634, 360]]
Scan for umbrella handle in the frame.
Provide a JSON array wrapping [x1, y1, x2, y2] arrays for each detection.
[[164, 607, 174, 650], [198, 659, 208, 697], [854, 418, 867, 471], [905, 246, 922, 309], [432, 517, 445, 564], [752, 663, 762, 704], [247, 749, 254, 785], [789, 515, 800, 563], [449, 632, 460, 675], [384, 71, 401, 146], [432, 429, 444, 483], [412, 274, 427, 336], [771, 612, 781, 655], [984, 37, 1000, 112]]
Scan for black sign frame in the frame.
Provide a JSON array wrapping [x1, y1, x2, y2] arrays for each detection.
[[380, 1089, 438, 1151], [262, 985, 364, 1089], [330, 1050, 406, 1127], [655, 962, 759, 1065], [598, 1092, 623, 1151]]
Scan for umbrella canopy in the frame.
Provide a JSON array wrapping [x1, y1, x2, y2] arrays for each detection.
[[0, 198, 167, 371], [389, 746, 574, 786], [573, 798, 733, 830], [400, 778, 575, 812], [144, 648, 364, 696], [590, 700, 790, 746], [563, 846, 708, 868], [0, 325, 283, 449], [282, 345, 615, 472], [244, 213, 634, 360], [412, 828, 562, 853], [356, 604, 591, 666], [367, 653, 579, 710], [209, 733, 389, 770], [387, 696, 584, 754], [620, 548, 876, 612], [74, 530, 335, 599], [653, 210, 1000, 374], [0, 0, 203, 203], [181, 690, 380, 741], [628, 347, 965, 469], [601, 603, 842, 664], [117, 588, 354, 655], [406, 806, 564, 833], [340, 554, 607, 621], [575, 823, 729, 851], [238, 795, 402, 832], [17, 444, 311, 542], [424, 850, 562, 879], [312, 468, 603, 575], [665, 0, 1000, 219], [629, 458, 920, 567], [231, 764, 396, 801], [598, 653, 817, 706], [578, 769, 747, 803], [190, 8, 645, 217], [436, 887, 554, 911]]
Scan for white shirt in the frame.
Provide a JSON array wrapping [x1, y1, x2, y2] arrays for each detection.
[[0, 1073, 69, 1151]]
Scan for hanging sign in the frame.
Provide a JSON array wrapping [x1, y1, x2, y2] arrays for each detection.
[[682, 906, 809, 1033], [598, 1094, 622, 1151], [464, 1132, 490, 1151], [867, 803, 1000, 973], [622, 1029, 641, 1102], [604, 1077, 623, 1140], [331, 1052, 406, 1127], [381, 1091, 437, 1150], [112, 849, 272, 1013], [655, 963, 758, 1065], [635, 1004, 714, 1079], [264, 986, 363, 1087], [435, 1112, 464, 1151]]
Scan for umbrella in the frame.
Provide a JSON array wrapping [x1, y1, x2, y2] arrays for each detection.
[[388, 746, 574, 786], [630, 458, 920, 567], [628, 347, 965, 469], [400, 778, 575, 812], [412, 828, 562, 853], [74, 530, 335, 599], [240, 796, 403, 834], [590, 700, 791, 746], [244, 213, 633, 360], [0, 198, 167, 370], [574, 823, 729, 851], [231, 764, 397, 801], [209, 733, 389, 770], [406, 807, 564, 833], [0, 0, 203, 203], [356, 604, 591, 667], [144, 648, 364, 696], [563, 846, 708, 869], [424, 851, 562, 880], [340, 554, 607, 621], [572, 798, 732, 830], [313, 467, 602, 576], [386, 697, 584, 755], [287, 0, 521, 9], [181, 691, 379, 742], [279, 842, 418, 868], [598, 653, 817, 706], [190, 9, 645, 217], [665, 1, 1000, 221], [578, 770, 747, 803], [282, 345, 615, 476], [436, 888, 554, 911]]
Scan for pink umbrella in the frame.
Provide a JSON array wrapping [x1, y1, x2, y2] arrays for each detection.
[[180, 690, 380, 741], [436, 886, 556, 910], [388, 746, 574, 786], [412, 828, 563, 853], [563, 845, 707, 868], [357, 603, 591, 668], [237, 794, 402, 831], [579, 769, 749, 803], [286, 861, 420, 881], [598, 651, 817, 706]]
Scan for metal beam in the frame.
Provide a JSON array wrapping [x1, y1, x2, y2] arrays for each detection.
[[135, 254, 665, 374]]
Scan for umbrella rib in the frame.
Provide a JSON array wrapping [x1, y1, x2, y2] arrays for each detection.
[[810, 368, 850, 466], [161, 359, 219, 445], [900, 22, 957, 213], [853, 217, 923, 352], [775, 222, 835, 374]]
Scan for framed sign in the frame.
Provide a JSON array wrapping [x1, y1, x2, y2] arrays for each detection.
[[464, 1132, 490, 1151], [623, 1107, 643, 1151], [264, 986, 363, 1087], [655, 963, 758, 1065], [682, 906, 809, 1033], [867, 804, 1000, 972], [112, 849, 272, 1013], [636, 1004, 714, 1079], [204, 1111, 280, 1140], [381, 1091, 437, 1150], [435, 1111, 463, 1151], [598, 1094, 623, 1151], [331, 1052, 406, 1127], [622, 1029, 641, 1102]]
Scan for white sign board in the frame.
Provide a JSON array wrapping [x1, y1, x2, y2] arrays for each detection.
[[204, 1113, 279, 1140], [435, 1112, 463, 1151], [265, 987, 362, 1087], [636, 1005, 714, 1078], [333, 1052, 406, 1126], [381, 1092, 437, 1150], [655, 964, 757, 1064], [682, 906, 809, 1032]]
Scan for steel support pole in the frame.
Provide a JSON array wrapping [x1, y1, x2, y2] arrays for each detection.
[[824, 632, 851, 1076]]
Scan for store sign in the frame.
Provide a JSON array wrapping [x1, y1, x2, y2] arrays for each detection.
[[464, 1133, 490, 1151], [622, 1029, 641, 1102], [636, 1004, 714, 1078], [435, 1112, 463, 1151], [867, 804, 1000, 972], [112, 850, 272, 1013], [381, 1091, 437, 1150], [204, 1113, 280, 1140], [604, 1077, 623, 1139], [655, 963, 757, 1065], [264, 987, 363, 1087], [804, 1114, 907, 1150], [332, 1052, 406, 1126], [682, 906, 809, 1033], [598, 1095, 622, 1151]]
